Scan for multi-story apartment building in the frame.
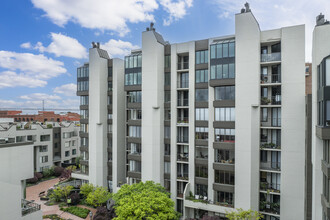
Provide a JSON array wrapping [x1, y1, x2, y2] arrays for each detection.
[[75, 5, 306, 220], [0, 139, 42, 219], [0, 121, 80, 172], [311, 13, 330, 220]]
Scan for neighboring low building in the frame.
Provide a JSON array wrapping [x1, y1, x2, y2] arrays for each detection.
[[0, 110, 80, 122], [0, 121, 80, 172], [0, 140, 42, 219]]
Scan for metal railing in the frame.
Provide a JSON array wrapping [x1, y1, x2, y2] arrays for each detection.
[[177, 99, 189, 106], [271, 95, 281, 105], [260, 161, 281, 171], [178, 62, 189, 70], [261, 52, 281, 62], [177, 153, 189, 162], [177, 80, 189, 88], [21, 199, 41, 216], [177, 136, 189, 143], [177, 173, 189, 180], [261, 74, 281, 83], [177, 117, 189, 124], [260, 141, 281, 149], [259, 201, 280, 215], [260, 182, 281, 192]]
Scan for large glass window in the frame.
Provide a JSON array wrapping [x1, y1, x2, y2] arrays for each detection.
[[195, 165, 208, 178], [215, 128, 235, 142], [196, 69, 208, 83], [129, 160, 141, 172], [128, 126, 141, 138], [215, 171, 235, 185], [128, 91, 142, 103], [215, 86, 235, 100], [125, 54, 142, 69], [195, 184, 208, 197], [210, 41, 235, 59], [127, 109, 142, 120], [196, 50, 208, 64], [215, 149, 234, 164], [210, 63, 235, 79], [195, 108, 209, 121], [165, 55, 171, 68], [165, 72, 171, 86], [195, 89, 208, 102], [77, 66, 89, 78], [165, 91, 171, 103], [77, 81, 89, 91], [80, 110, 89, 119], [164, 126, 171, 139], [215, 108, 235, 121], [80, 96, 89, 105], [195, 127, 208, 140], [125, 72, 142, 85]]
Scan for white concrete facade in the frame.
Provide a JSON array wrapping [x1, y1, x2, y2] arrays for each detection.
[[0, 142, 42, 220]]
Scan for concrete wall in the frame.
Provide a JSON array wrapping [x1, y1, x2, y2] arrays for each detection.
[[235, 11, 261, 210], [88, 48, 109, 187], [312, 23, 330, 220], [112, 58, 126, 192], [0, 143, 42, 220], [141, 30, 165, 183]]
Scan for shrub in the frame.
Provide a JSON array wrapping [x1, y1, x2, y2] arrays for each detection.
[[42, 214, 66, 220], [47, 124, 53, 128], [54, 166, 64, 176], [93, 206, 110, 220], [49, 185, 74, 202], [68, 192, 80, 205], [61, 206, 90, 218], [80, 183, 95, 198], [66, 165, 77, 172], [35, 172, 43, 180], [86, 187, 112, 208], [43, 167, 55, 177], [26, 176, 38, 183]]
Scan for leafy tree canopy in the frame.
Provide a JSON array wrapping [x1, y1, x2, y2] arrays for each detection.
[[226, 208, 263, 220], [112, 181, 180, 220]]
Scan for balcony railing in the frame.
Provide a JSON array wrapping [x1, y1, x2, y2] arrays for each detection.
[[259, 201, 280, 215], [186, 195, 234, 208], [260, 74, 281, 84], [177, 136, 189, 143], [215, 158, 234, 164], [260, 161, 281, 171], [177, 153, 189, 162], [261, 52, 281, 62], [177, 99, 189, 107], [260, 141, 281, 150], [21, 199, 41, 216], [177, 117, 189, 124], [260, 182, 281, 193], [178, 62, 189, 70], [177, 80, 189, 88], [177, 173, 189, 180], [260, 96, 281, 105]]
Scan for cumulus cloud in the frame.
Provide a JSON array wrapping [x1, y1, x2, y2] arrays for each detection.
[[101, 39, 140, 58], [31, 0, 159, 36], [159, 0, 193, 26], [0, 71, 47, 89], [0, 51, 66, 80], [53, 83, 77, 96], [31, 33, 87, 59], [20, 42, 32, 49], [212, 0, 330, 61]]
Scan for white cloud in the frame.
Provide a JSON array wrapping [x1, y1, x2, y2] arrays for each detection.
[[101, 39, 140, 58], [19, 93, 62, 101], [53, 83, 77, 96], [33, 33, 87, 59], [212, 0, 330, 62], [159, 0, 193, 26], [0, 71, 47, 89], [31, 0, 159, 36], [0, 51, 66, 80], [20, 42, 32, 49]]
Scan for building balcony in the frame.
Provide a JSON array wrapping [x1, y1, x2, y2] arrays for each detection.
[[177, 117, 189, 125], [260, 119, 281, 128], [21, 199, 41, 216], [260, 74, 281, 84], [259, 201, 280, 215], [260, 96, 281, 105], [177, 99, 189, 107], [261, 52, 281, 63], [260, 140, 281, 150], [260, 182, 281, 193], [53, 155, 61, 161], [177, 173, 189, 181], [177, 62, 189, 70], [177, 136, 189, 144], [177, 80, 189, 89], [177, 153, 189, 162], [260, 161, 281, 171]]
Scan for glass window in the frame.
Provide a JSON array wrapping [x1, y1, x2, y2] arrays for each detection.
[[211, 45, 216, 59], [215, 86, 235, 100], [196, 51, 201, 64], [196, 108, 209, 121], [128, 91, 142, 103], [215, 128, 235, 142], [217, 44, 222, 58], [326, 58, 330, 86], [223, 43, 228, 57], [215, 108, 235, 121], [165, 55, 171, 68], [138, 55, 142, 67], [196, 70, 208, 83], [229, 42, 235, 57], [327, 101, 330, 121], [165, 72, 171, 86], [128, 126, 141, 137], [165, 91, 171, 103], [195, 89, 208, 102]]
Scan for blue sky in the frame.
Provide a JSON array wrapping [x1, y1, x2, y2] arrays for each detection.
[[0, 0, 329, 112]]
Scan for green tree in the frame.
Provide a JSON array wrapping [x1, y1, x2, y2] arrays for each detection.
[[86, 186, 112, 208], [49, 185, 74, 202], [112, 181, 180, 220], [226, 208, 263, 220], [80, 183, 95, 198]]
